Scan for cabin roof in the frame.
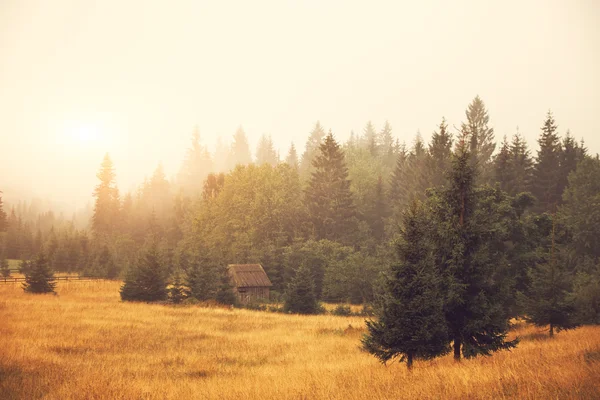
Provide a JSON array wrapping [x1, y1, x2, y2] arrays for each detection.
[[228, 264, 273, 288]]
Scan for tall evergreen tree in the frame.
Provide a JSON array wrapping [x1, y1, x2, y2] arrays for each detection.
[[362, 121, 378, 156], [363, 201, 448, 369], [285, 142, 299, 170], [1, 258, 10, 278], [494, 136, 511, 192], [305, 131, 356, 244], [228, 126, 252, 168], [427, 118, 453, 188], [300, 121, 326, 181], [22, 252, 56, 294], [177, 127, 213, 195], [532, 111, 562, 212], [256, 134, 279, 166], [507, 130, 534, 196], [0, 191, 7, 232], [284, 263, 319, 314], [520, 216, 578, 336], [557, 130, 579, 199], [461, 96, 496, 181], [432, 139, 517, 361], [92, 154, 120, 239], [120, 243, 168, 302]]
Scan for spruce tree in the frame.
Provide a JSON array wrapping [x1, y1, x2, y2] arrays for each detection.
[[532, 111, 562, 212], [228, 126, 253, 168], [22, 253, 56, 294], [362, 121, 378, 156], [520, 216, 578, 336], [177, 128, 213, 195], [494, 136, 511, 192], [256, 134, 279, 166], [508, 130, 534, 196], [284, 263, 319, 314], [168, 271, 187, 304], [285, 142, 299, 170], [0, 191, 7, 232], [461, 96, 496, 181], [300, 121, 326, 180], [1, 257, 10, 278], [120, 243, 168, 302], [92, 154, 120, 239], [427, 118, 453, 188], [379, 121, 396, 173], [305, 131, 356, 244], [363, 201, 448, 369], [557, 130, 579, 199], [433, 139, 517, 360]]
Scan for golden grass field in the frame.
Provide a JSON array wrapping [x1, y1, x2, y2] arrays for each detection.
[[1, 281, 599, 399]]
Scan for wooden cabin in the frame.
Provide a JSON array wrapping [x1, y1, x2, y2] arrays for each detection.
[[227, 264, 273, 304]]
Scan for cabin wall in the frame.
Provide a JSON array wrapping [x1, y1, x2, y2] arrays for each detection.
[[235, 286, 270, 304]]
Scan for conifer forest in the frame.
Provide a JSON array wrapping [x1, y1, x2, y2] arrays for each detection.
[[1, 1, 600, 398]]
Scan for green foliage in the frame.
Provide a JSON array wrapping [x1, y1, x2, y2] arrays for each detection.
[[430, 144, 518, 360], [22, 253, 56, 294], [363, 202, 449, 369], [331, 304, 353, 316], [120, 243, 168, 302], [571, 262, 600, 325], [0, 258, 10, 278], [168, 272, 187, 304], [305, 131, 356, 244], [532, 111, 562, 213], [284, 264, 320, 314]]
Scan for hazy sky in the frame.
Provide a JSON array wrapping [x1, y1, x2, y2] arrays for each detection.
[[1, 0, 599, 208]]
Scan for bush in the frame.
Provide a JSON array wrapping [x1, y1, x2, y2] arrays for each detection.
[[331, 304, 352, 316], [120, 244, 168, 302], [284, 264, 320, 315], [22, 253, 56, 294]]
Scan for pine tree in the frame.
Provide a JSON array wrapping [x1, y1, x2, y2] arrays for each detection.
[[22, 253, 56, 294], [168, 271, 187, 304], [508, 130, 534, 196], [520, 216, 578, 336], [305, 131, 356, 244], [369, 176, 388, 241], [202, 173, 225, 201], [557, 130, 579, 199], [427, 118, 453, 188], [120, 243, 168, 302], [532, 111, 562, 212], [228, 126, 252, 168], [433, 139, 517, 361], [0, 191, 7, 232], [0, 258, 10, 278], [92, 154, 120, 238], [494, 136, 511, 192], [177, 127, 213, 195], [284, 263, 319, 314], [285, 142, 299, 170], [461, 96, 496, 181], [363, 201, 449, 369], [300, 121, 326, 181], [362, 121, 378, 156], [256, 134, 279, 166], [389, 142, 408, 215]]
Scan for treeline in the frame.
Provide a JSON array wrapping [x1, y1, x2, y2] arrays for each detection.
[[0, 96, 598, 322]]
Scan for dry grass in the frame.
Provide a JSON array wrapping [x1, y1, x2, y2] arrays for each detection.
[[0, 282, 599, 399]]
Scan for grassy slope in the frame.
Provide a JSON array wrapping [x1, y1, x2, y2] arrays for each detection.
[[0, 282, 599, 400]]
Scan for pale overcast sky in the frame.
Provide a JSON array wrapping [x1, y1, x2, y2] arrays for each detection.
[[1, 0, 599, 207]]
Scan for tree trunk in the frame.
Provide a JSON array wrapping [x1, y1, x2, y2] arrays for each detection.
[[453, 337, 462, 362], [549, 324, 554, 337], [407, 353, 414, 371]]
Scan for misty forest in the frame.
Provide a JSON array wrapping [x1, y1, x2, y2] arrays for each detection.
[[2, 96, 600, 399]]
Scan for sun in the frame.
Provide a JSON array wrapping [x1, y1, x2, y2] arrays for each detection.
[[70, 123, 101, 144]]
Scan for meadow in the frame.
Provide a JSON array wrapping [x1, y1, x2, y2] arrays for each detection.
[[1, 281, 599, 399]]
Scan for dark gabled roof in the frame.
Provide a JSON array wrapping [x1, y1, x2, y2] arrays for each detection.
[[228, 264, 273, 288]]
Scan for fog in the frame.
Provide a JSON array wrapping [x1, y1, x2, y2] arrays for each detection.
[[1, 0, 598, 208]]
